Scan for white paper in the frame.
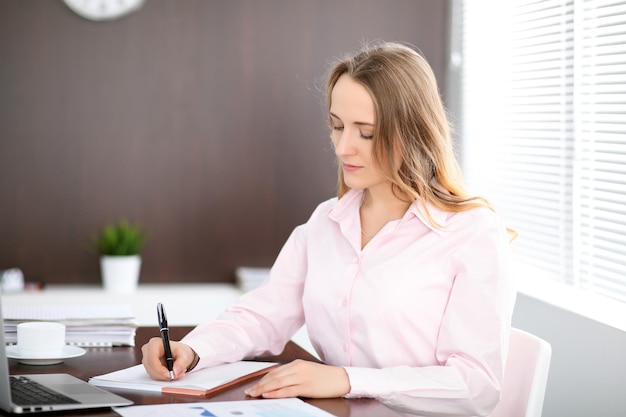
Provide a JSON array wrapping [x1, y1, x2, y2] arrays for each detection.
[[2, 304, 138, 346], [113, 398, 335, 417], [90, 361, 277, 392]]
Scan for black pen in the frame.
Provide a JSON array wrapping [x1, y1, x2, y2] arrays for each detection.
[[157, 302, 175, 381]]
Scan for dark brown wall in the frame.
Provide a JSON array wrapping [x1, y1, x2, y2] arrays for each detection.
[[0, 0, 449, 285]]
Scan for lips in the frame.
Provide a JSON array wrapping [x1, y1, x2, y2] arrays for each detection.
[[342, 163, 361, 172]]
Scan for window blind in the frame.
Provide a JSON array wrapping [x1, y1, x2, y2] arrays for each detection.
[[575, 0, 626, 298], [460, 0, 626, 303]]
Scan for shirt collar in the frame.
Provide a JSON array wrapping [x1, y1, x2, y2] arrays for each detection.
[[328, 188, 450, 236], [406, 200, 449, 236]]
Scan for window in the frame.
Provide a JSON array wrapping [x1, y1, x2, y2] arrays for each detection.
[[456, 1, 626, 310]]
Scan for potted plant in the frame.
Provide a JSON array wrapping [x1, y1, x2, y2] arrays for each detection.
[[93, 219, 147, 294]]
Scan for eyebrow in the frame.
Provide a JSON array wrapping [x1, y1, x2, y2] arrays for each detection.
[[329, 112, 375, 127]]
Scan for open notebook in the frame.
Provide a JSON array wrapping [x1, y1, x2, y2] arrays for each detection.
[[89, 361, 278, 397]]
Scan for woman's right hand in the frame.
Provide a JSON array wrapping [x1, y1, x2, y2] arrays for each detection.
[[141, 337, 196, 381]]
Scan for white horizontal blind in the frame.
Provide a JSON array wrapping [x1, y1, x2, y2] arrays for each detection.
[[460, 0, 575, 282], [460, 0, 626, 303], [575, 0, 626, 299]]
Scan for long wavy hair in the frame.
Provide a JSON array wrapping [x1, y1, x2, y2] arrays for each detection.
[[326, 41, 502, 230]]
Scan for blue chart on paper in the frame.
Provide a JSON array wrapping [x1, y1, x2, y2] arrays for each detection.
[[188, 406, 217, 416], [187, 405, 318, 417]]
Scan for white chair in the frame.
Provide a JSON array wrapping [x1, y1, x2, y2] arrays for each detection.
[[490, 328, 552, 417]]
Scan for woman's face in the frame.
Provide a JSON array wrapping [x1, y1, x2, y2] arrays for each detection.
[[330, 74, 388, 191]]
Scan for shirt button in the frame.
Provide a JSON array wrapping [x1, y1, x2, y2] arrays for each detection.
[[343, 343, 349, 352], [342, 298, 348, 307]]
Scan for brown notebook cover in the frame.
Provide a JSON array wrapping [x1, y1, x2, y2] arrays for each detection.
[[162, 364, 278, 397]]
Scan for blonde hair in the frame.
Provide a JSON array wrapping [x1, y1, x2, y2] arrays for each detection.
[[326, 41, 498, 228]]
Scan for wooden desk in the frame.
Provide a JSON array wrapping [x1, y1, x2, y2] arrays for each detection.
[[6, 327, 403, 417]]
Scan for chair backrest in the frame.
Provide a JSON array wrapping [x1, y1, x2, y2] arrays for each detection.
[[490, 328, 552, 417]]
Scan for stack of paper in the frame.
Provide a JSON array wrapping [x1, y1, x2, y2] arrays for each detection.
[[2, 304, 138, 347], [234, 266, 270, 293]]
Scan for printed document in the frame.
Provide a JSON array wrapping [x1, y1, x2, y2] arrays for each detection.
[[113, 398, 335, 417]]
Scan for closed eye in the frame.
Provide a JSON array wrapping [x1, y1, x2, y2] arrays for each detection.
[[329, 112, 374, 139]]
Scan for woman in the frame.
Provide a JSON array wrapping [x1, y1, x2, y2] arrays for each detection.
[[142, 41, 515, 416]]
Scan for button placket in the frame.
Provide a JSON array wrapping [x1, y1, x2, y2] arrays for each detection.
[[342, 254, 364, 363]]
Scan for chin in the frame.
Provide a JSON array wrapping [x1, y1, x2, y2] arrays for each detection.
[[343, 181, 366, 190]]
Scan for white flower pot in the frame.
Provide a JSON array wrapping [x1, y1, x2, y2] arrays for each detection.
[[100, 255, 141, 294]]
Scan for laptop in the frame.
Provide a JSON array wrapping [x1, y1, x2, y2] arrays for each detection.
[[0, 299, 133, 414]]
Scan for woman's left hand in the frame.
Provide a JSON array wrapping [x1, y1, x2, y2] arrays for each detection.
[[244, 359, 350, 399]]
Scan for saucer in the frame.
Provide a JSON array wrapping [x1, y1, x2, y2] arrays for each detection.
[[6, 345, 86, 365]]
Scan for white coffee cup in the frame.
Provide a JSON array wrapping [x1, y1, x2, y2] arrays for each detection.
[[17, 322, 66, 358]]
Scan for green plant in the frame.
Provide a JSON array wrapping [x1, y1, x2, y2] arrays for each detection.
[[93, 219, 147, 256]]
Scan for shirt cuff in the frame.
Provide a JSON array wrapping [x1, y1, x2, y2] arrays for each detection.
[[343, 366, 387, 398], [186, 348, 200, 372]]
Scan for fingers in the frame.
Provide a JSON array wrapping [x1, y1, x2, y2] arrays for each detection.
[[141, 337, 166, 380], [141, 337, 195, 381], [244, 359, 350, 399], [246, 361, 301, 398]]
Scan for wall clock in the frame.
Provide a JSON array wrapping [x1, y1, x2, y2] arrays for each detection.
[[63, 0, 145, 22]]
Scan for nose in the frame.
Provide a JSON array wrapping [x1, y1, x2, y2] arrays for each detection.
[[334, 129, 356, 157]]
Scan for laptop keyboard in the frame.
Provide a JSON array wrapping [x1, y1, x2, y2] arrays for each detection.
[[10, 376, 79, 406]]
